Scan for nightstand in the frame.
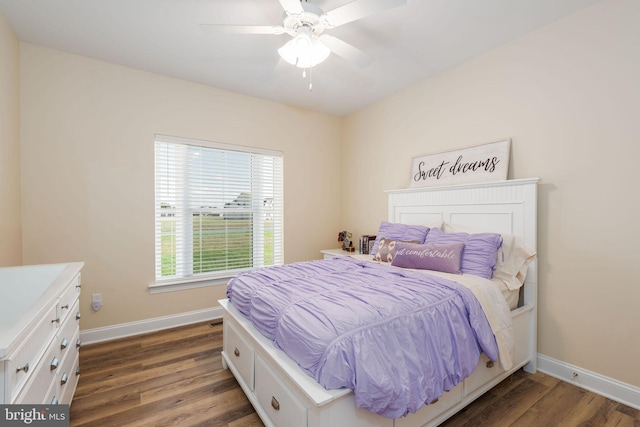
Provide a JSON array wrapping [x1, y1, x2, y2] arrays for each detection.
[[320, 248, 351, 259]]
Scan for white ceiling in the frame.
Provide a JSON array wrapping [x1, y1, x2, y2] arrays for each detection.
[[0, 0, 600, 117]]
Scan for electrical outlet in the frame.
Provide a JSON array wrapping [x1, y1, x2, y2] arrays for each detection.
[[92, 293, 102, 311]]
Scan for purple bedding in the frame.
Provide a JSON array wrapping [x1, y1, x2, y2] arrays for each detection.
[[227, 256, 498, 418]]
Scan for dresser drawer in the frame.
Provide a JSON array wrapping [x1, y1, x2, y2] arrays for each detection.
[[463, 353, 503, 397], [58, 300, 80, 361], [8, 304, 58, 401], [224, 321, 255, 391], [13, 341, 59, 404], [255, 354, 307, 427], [58, 329, 80, 406], [58, 274, 81, 323], [59, 352, 80, 406]]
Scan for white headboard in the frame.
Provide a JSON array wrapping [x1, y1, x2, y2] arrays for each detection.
[[386, 178, 539, 308]]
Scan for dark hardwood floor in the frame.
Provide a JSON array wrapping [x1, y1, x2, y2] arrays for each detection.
[[70, 321, 640, 427]]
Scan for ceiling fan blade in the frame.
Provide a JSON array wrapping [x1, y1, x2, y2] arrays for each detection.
[[319, 34, 373, 68], [321, 0, 407, 28], [200, 24, 285, 35], [278, 0, 304, 15]]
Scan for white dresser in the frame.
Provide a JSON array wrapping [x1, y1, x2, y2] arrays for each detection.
[[0, 262, 83, 405]]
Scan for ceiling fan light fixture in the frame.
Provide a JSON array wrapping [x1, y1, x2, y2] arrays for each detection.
[[278, 30, 330, 69]]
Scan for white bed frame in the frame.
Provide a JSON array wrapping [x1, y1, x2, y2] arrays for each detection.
[[219, 178, 539, 427]]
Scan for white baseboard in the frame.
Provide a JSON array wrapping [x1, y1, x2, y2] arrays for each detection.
[[537, 354, 640, 410], [80, 306, 224, 345]]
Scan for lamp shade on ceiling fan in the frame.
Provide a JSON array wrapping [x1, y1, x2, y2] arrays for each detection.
[[277, 28, 330, 68]]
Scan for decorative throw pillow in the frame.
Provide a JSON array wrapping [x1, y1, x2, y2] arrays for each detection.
[[391, 242, 464, 273], [372, 238, 420, 262], [424, 227, 502, 279], [443, 223, 536, 290], [369, 222, 432, 256]]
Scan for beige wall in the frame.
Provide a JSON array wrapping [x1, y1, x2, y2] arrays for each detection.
[[342, 0, 640, 388], [0, 12, 22, 266], [19, 43, 343, 330], [8, 0, 639, 394]]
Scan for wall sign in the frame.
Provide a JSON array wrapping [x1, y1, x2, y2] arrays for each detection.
[[409, 139, 510, 188]]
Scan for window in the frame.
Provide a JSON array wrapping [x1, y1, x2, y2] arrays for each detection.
[[153, 135, 283, 290]]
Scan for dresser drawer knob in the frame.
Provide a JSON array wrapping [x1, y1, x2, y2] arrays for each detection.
[[76, 339, 82, 348], [76, 366, 81, 376], [233, 347, 240, 357], [61, 373, 69, 385], [16, 363, 29, 374], [486, 360, 495, 369], [271, 396, 280, 411], [60, 338, 68, 350], [61, 304, 69, 310], [51, 318, 60, 324], [76, 312, 82, 320], [50, 357, 59, 371], [51, 396, 58, 405]]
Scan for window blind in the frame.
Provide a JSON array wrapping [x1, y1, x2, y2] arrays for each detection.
[[154, 135, 283, 284]]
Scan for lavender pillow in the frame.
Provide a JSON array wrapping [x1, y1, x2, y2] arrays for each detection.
[[370, 222, 431, 256], [424, 227, 502, 279], [391, 242, 464, 274], [373, 238, 420, 263]]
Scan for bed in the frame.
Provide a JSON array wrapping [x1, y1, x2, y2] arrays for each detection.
[[219, 178, 538, 427]]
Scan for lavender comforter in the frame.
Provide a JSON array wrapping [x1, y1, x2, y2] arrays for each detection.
[[226, 256, 499, 418]]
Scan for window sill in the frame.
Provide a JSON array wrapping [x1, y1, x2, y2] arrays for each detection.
[[149, 276, 231, 294]]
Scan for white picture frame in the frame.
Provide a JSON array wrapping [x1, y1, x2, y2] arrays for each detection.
[[409, 139, 511, 188]]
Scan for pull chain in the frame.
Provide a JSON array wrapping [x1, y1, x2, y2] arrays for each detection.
[[301, 68, 313, 91]]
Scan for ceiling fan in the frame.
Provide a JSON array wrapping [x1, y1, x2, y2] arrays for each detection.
[[200, 0, 407, 71]]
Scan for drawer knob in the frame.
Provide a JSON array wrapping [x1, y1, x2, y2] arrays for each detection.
[[486, 360, 495, 369], [233, 347, 240, 357], [76, 366, 81, 376], [51, 317, 60, 324], [16, 363, 29, 374], [61, 304, 69, 310], [76, 312, 82, 320], [51, 396, 58, 405], [271, 396, 280, 411], [50, 357, 59, 371], [76, 339, 82, 348], [61, 373, 69, 385], [61, 338, 68, 350]]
